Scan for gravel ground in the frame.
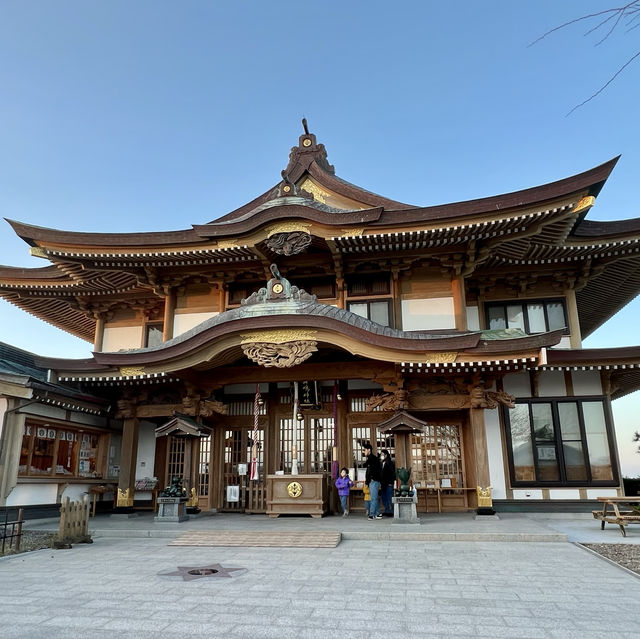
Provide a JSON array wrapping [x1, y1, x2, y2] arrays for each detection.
[[581, 543, 640, 575], [0, 531, 57, 557]]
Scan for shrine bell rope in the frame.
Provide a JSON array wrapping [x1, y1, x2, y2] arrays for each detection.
[[250, 384, 260, 481]]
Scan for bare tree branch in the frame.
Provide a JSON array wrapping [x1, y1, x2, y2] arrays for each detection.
[[529, 2, 640, 114]]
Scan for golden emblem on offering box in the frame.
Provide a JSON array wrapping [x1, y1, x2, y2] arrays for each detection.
[[287, 481, 303, 498]]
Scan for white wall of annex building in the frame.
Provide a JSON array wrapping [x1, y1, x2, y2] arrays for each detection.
[[173, 311, 218, 337], [571, 370, 602, 395], [502, 372, 531, 398], [401, 297, 455, 330], [537, 370, 567, 397], [485, 408, 506, 499]]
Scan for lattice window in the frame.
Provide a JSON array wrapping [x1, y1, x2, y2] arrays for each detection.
[[279, 417, 305, 473], [198, 435, 211, 496], [410, 424, 463, 487], [227, 400, 267, 416], [309, 417, 334, 474], [167, 436, 186, 486]]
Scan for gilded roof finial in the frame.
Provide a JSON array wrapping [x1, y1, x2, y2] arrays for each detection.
[[302, 118, 310, 135]]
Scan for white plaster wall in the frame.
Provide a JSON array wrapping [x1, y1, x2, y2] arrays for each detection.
[[401, 298, 455, 330], [6, 483, 57, 506], [173, 312, 218, 337], [549, 489, 581, 500], [135, 421, 157, 480], [587, 488, 618, 499], [551, 337, 572, 349], [61, 484, 92, 502], [502, 372, 531, 398], [512, 489, 543, 499], [466, 305, 480, 330], [571, 370, 603, 395], [485, 408, 506, 499], [537, 370, 567, 397], [103, 325, 143, 352]]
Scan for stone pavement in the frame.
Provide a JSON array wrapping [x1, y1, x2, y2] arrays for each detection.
[[1, 512, 638, 638]]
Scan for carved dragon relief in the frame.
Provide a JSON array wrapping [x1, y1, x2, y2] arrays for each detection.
[[364, 390, 408, 412], [242, 340, 318, 368], [265, 231, 312, 256]]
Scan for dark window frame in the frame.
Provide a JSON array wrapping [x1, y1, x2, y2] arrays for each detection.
[[484, 298, 569, 334], [347, 299, 393, 327], [502, 396, 619, 488]]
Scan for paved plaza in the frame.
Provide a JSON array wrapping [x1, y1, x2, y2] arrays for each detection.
[[1, 513, 639, 638]]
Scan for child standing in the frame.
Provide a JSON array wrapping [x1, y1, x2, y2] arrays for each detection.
[[362, 482, 371, 517], [335, 467, 354, 516]]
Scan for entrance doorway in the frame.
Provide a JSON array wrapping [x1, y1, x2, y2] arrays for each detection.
[[220, 427, 264, 512]]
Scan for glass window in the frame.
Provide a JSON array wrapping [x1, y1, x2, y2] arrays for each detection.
[[19, 422, 105, 479], [488, 306, 506, 330], [505, 399, 615, 486], [369, 301, 390, 326], [509, 404, 535, 481], [582, 402, 613, 481], [506, 304, 525, 331], [546, 302, 566, 331], [347, 300, 391, 327], [527, 302, 546, 333], [485, 299, 568, 334]]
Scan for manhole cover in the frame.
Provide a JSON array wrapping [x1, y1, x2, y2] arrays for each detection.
[[158, 563, 247, 581], [188, 568, 218, 576]]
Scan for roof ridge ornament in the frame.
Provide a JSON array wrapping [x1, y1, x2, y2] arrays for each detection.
[[283, 119, 335, 177], [241, 263, 316, 307]]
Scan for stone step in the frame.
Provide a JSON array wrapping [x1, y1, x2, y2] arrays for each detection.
[[169, 530, 342, 547]]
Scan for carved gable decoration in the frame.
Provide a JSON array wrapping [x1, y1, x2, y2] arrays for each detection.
[[265, 231, 312, 256]]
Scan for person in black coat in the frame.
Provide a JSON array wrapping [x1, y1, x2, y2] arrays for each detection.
[[380, 449, 396, 516], [362, 442, 383, 520]]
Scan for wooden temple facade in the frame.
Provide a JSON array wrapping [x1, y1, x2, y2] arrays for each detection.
[[2, 124, 640, 515]]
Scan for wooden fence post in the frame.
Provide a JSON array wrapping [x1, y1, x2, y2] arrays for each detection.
[[57, 495, 92, 547]]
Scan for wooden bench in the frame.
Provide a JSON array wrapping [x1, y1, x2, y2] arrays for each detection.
[[592, 497, 640, 537]]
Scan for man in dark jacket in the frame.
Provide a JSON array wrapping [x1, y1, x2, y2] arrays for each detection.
[[380, 449, 396, 516], [362, 443, 383, 520]]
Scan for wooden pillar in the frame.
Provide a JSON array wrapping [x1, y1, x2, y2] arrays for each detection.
[[93, 316, 105, 352], [163, 288, 176, 342], [469, 408, 490, 490], [452, 274, 468, 331], [565, 288, 582, 348], [392, 268, 402, 330], [117, 417, 139, 507]]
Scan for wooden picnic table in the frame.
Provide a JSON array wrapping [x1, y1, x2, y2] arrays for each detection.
[[592, 497, 640, 537]]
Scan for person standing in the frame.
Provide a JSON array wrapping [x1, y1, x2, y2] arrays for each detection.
[[335, 467, 354, 516], [362, 443, 382, 520], [380, 449, 396, 517]]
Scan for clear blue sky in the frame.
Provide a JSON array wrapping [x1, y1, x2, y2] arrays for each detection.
[[1, 1, 639, 475]]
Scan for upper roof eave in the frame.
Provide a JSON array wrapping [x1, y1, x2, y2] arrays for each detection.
[[544, 345, 640, 366], [370, 156, 620, 226], [5, 218, 202, 249]]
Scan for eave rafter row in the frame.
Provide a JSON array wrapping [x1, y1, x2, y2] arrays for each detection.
[[59, 372, 174, 383], [537, 364, 640, 371], [330, 206, 572, 252], [45, 246, 255, 265], [497, 240, 640, 265], [401, 356, 538, 374]]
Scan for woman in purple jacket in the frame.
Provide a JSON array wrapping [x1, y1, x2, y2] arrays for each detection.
[[335, 467, 354, 516]]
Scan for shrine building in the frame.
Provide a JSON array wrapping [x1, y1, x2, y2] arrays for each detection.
[[1, 124, 640, 517]]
